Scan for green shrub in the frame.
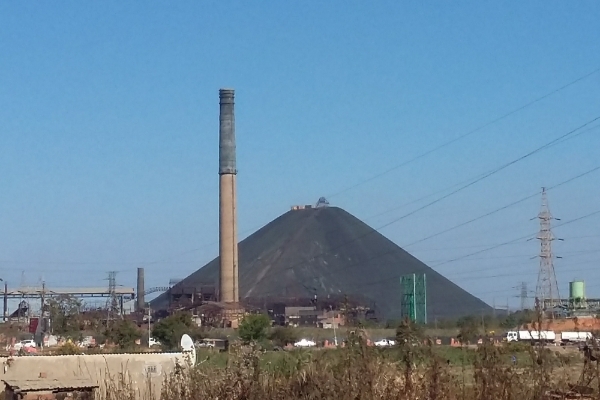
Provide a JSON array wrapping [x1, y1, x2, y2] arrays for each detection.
[[238, 314, 271, 344], [152, 312, 200, 350], [56, 341, 81, 355]]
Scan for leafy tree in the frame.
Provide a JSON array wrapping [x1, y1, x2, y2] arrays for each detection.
[[46, 295, 83, 338], [268, 326, 298, 347], [238, 313, 271, 343], [106, 319, 141, 349], [152, 312, 198, 350]]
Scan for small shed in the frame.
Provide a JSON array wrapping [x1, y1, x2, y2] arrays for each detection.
[[2, 378, 98, 400]]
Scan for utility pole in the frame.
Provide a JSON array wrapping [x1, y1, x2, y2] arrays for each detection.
[[40, 280, 45, 314], [39, 280, 45, 351], [329, 305, 338, 346], [342, 294, 349, 326], [1, 279, 6, 323], [534, 188, 562, 317], [148, 306, 152, 348]]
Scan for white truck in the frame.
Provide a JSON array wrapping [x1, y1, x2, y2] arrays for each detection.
[[506, 330, 556, 344], [374, 339, 396, 347], [294, 339, 316, 348], [558, 331, 592, 345]]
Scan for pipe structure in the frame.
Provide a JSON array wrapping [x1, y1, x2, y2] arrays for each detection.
[[137, 267, 145, 311], [219, 88, 239, 303]]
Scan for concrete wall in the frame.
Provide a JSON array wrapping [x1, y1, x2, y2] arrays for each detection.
[[0, 352, 185, 399]]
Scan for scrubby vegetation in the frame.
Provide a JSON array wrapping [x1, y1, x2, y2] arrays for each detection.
[[100, 330, 591, 400], [159, 338, 583, 400], [105, 319, 141, 350], [152, 312, 202, 350], [238, 313, 271, 344]]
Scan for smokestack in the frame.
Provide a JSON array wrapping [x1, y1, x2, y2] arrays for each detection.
[[219, 88, 239, 303], [137, 267, 145, 311]]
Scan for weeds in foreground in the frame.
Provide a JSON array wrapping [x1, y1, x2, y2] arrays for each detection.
[[152, 333, 583, 400]]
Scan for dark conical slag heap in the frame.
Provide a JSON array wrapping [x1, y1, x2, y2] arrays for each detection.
[[152, 206, 491, 319]]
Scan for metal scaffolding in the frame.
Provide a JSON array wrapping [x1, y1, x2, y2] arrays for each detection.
[[400, 273, 427, 324]]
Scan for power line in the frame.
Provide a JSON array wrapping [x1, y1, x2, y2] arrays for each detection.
[[411, 234, 600, 252], [432, 208, 600, 269], [327, 66, 600, 199], [30, 71, 598, 275], [362, 170, 492, 221], [447, 258, 600, 282], [151, 117, 600, 293], [403, 164, 600, 248], [318, 208, 600, 299], [215, 199, 600, 300], [376, 118, 600, 231], [423, 248, 600, 263], [14, 68, 598, 283], [214, 119, 600, 301], [229, 209, 600, 314]]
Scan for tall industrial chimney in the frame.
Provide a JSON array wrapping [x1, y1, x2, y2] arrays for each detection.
[[137, 267, 145, 311], [219, 88, 239, 303]]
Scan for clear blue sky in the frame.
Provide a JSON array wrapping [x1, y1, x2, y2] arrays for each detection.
[[1, 1, 599, 312]]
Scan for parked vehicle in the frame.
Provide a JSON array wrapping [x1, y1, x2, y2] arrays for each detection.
[[506, 330, 556, 343], [559, 331, 592, 345], [294, 339, 316, 348], [12, 339, 36, 351], [374, 339, 396, 347], [149, 337, 161, 347]]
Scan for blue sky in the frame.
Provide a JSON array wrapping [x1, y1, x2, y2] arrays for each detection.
[[1, 1, 599, 312]]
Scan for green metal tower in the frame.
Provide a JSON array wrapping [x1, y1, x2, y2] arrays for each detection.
[[400, 273, 427, 324]]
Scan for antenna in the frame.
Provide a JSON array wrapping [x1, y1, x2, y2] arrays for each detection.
[[534, 188, 561, 317], [180, 334, 196, 367]]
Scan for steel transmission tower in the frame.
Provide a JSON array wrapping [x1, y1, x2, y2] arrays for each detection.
[[534, 188, 561, 316], [514, 282, 535, 311], [515, 282, 528, 311], [106, 271, 119, 325]]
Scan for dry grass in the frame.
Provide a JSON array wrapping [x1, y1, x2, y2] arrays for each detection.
[[146, 336, 592, 400], [200, 326, 458, 343]]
